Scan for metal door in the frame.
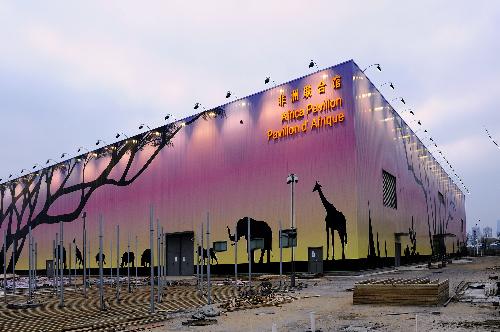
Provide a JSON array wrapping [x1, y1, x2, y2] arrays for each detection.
[[167, 235, 181, 276], [180, 233, 194, 276], [395, 242, 401, 267], [308, 247, 323, 274], [166, 232, 194, 276]]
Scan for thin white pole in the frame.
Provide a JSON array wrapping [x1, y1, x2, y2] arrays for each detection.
[[99, 215, 104, 310], [234, 224, 238, 285], [55, 233, 59, 296], [116, 225, 120, 301], [69, 239, 72, 287], [52, 239, 56, 294], [127, 233, 131, 293], [149, 205, 155, 313], [196, 239, 199, 289], [310, 312, 316, 332], [207, 213, 211, 305], [73, 242, 76, 289], [279, 221, 283, 287], [59, 220, 64, 307], [110, 239, 113, 280], [248, 216, 251, 288], [83, 216, 87, 297], [87, 235, 90, 285], [3, 230, 6, 303], [135, 235, 138, 288], [12, 235, 15, 298], [200, 223, 204, 295], [28, 226, 32, 303], [156, 219, 160, 303]]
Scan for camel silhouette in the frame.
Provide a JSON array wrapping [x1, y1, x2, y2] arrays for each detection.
[[141, 249, 151, 267], [197, 246, 218, 265], [227, 217, 272, 264], [95, 253, 107, 265], [120, 251, 135, 267], [73, 239, 83, 267], [313, 181, 347, 260]]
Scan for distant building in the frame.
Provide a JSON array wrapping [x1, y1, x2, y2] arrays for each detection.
[[483, 226, 492, 238]]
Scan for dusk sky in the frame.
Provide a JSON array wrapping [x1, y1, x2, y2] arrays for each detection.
[[1, 1, 499, 232]]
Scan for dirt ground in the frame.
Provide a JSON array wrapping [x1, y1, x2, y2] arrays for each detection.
[[150, 256, 500, 332]]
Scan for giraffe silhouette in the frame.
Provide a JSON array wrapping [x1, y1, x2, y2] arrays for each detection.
[[313, 181, 347, 260]]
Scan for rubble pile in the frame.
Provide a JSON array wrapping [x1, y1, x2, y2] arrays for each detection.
[[220, 282, 297, 312]]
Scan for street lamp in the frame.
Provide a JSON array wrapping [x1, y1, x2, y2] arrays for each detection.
[[286, 173, 298, 287]]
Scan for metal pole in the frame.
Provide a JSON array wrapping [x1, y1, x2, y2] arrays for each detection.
[[3, 230, 6, 303], [28, 226, 32, 303], [69, 239, 72, 287], [279, 222, 283, 287], [56, 233, 59, 295], [12, 235, 16, 297], [116, 225, 120, 301], [207, 213, 211, 305], [83, 216, 87, 297], [160, 227, 164, 300], [135, 235, 138, 288], [87, 237, 90, 285], [200, 223, 204, 295], [110, 239, 113, 280], [73, 242, 76, 289], [99, 215, 104, 310], [156, 219, 160, 303], [127, 233, 131, 293], [149, 205, 155, 313], [291, 176, 296, 288], [247, 216, 251, 288], [34, 241, 37, 291], [234, 224, 238, 285], [59, 220, 64, 307], [196, 239, 199, 289], [52, 239, 56, 294]]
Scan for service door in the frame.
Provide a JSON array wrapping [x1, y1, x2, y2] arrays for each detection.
[[166, 232, 194, 276], [167, 235, 181, 276], [308, 247, 323, 274], [180, 233, 194, 276]]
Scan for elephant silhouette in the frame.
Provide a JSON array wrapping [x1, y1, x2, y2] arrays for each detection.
[[141, 249, 151, 267], [227, 217, 272, 264], [121, 251, 135, 268], [95, 253, 107, 265]]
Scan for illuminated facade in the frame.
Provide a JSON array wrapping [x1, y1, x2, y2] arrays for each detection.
[[0, 60, 466, 274]]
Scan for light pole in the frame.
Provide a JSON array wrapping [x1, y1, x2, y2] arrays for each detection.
[[286, 173, 298, 287], [82, 212, 87, 298]]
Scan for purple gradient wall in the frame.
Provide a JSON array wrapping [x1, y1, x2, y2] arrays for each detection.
[[0, 60, 465, 270]]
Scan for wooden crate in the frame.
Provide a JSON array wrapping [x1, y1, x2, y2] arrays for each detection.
[[353, 278, 449, 306]]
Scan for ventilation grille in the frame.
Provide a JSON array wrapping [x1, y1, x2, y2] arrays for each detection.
[[383, 170, 397, 209]]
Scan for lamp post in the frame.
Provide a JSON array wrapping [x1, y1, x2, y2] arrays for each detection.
[[82, 212, 87, 298], [286, 173, 298, 287]]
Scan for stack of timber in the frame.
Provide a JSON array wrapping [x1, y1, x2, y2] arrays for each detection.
[[353, 277, 449, 305]]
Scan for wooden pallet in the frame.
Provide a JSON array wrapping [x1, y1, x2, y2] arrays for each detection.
[[353, 278, 449, 306]]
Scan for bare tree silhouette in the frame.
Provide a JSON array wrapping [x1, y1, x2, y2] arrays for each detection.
[[0, 109, 224, 270]]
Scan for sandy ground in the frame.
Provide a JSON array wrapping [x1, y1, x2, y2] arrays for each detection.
[[150, 256, 500, 332]]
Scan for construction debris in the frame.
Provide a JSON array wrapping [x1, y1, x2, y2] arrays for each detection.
[[220, 283, 296, 312], [353, 277, 449, 306]]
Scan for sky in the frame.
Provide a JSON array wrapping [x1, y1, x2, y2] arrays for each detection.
[[0, 1, 499, 233]]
